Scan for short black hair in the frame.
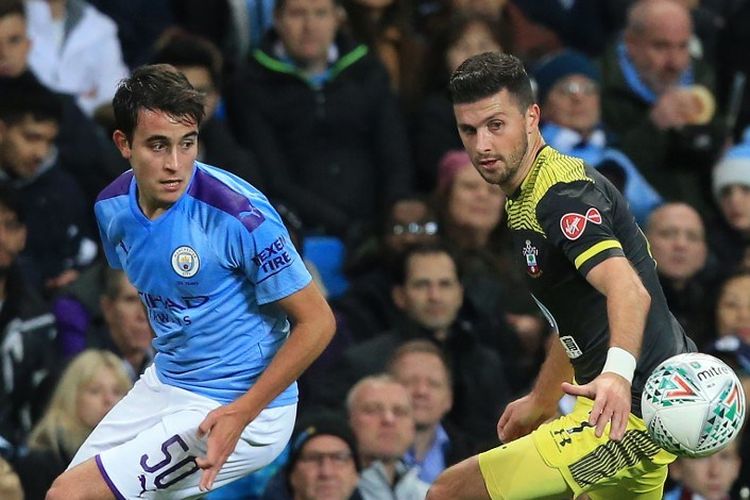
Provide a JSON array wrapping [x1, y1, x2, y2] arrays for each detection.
[[448, 51, 534, 110], [391, 242, 462, 286], [0, 184, 25, 224], [0, 0, 24, 19], [150, 32, 223, 90], [112, 64, 206, 141], [0, 80, 63, 126]]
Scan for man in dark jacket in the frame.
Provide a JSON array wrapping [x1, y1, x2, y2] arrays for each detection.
[[0, 185, 57, 458], [226, 0, 413, 243]]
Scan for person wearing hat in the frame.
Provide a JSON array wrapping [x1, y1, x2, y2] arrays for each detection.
[[262, 412, 364, 500], [534, 49, 662, 225], [708, 128, 750, 277]]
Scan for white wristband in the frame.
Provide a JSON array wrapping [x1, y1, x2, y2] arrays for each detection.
[[601, 347, 636, 383]]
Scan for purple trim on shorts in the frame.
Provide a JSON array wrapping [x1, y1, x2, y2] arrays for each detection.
[[95, 454, 127, 500]]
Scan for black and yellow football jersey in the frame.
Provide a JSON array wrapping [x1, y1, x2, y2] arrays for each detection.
[[506, 146, 696, 416]]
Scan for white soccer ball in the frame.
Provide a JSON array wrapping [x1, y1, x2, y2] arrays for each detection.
[[641, 352, 746, 458]]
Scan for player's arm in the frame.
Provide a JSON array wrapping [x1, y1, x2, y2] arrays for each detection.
[[498, 337, 573, 442], [196, 282, 335, 490], [563, 256, 651, 441]]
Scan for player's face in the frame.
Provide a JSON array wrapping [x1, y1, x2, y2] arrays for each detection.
[[625, 8, 691, 94], [716, 275, 750, 341], [671, 443, 740, 500], [0, 204, 25, 272], [0, 13, 30, 78], [275, 0, 340, 68], [447, 162, 504, 235], [113, 109, 198, 219], [102, 274, 152, 357], [718, 184, 750, 234], [543, 75, 601, 136], [77, 368, 128, 428], [0, 116, 58, 179], [393, 253, 463, 332], [391, 352, 452, 428], [289, 435, 359, 500], [384, 200, 438, 255], [446, 20, 502, 74], [454, 89, 538, 193], [349, 381, 414, 460], [646, 204, 706, 282]]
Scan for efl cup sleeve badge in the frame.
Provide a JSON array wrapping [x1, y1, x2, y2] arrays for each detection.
[[559, 207, 602, 241], [522, 240, 542, 277], [171, 246, 200, 278]]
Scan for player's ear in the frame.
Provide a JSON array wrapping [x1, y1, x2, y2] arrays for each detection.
[[526, 104, 540, 134], [112, 129, 132, 159]]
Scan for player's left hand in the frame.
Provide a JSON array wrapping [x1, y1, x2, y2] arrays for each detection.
[[196, 403, 252, 491], [561, 372, 631, 441]]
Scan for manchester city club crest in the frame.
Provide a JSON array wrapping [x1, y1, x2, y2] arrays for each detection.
[[171, 246, 200, 278], [522, 240, 542, 277]]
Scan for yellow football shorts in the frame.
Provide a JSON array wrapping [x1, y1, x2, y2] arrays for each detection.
[[478, 397, 676, 499]]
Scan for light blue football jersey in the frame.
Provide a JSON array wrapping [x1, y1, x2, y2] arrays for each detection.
[[94, 162, 312, 406]]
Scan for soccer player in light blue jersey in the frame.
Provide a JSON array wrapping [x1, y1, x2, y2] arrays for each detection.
[[46, 64, 336, 499]]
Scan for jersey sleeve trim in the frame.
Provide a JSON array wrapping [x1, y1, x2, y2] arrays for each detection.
[[574, 239, 623, 269]]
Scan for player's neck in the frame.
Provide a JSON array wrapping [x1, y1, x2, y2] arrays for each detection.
[[503, 131, 545, 195]]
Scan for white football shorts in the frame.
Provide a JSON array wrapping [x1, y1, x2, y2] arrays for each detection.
[[68, 365, 296, 499]]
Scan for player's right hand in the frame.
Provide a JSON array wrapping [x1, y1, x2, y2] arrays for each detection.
[[497, 393, 557, 443]]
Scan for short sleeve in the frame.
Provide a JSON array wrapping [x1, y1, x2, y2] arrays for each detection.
[[537, 180, 624, 276]]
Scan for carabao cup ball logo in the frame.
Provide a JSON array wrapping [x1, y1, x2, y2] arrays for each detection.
[[171, 246, 200, 278]]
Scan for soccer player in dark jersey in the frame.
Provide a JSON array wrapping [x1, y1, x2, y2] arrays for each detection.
[[427, 52, 696, 500]]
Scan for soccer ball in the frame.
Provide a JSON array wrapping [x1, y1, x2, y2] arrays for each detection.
[[641, 352, 746, 458]]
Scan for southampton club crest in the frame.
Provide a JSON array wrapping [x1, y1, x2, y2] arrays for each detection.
[[522, 240, 542, 277], [171, 246, 200, 278]]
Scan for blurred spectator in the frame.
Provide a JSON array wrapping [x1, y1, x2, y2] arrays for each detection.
[[346, 374, 429, 500], [716, 0, 750, 142], [323, 243, 511, 447], [227, 0, 413, 244], [533, 49, 662, 225], [600, 0, 723, 213], [93, 269, 154, 381], [709, 130, 750, 275], [0, 185, 57, 457], [0, 0, 126, 205], [413, 14, 505, 192], [0, 81, 97, 293], [433, 150, 543, 388], [150, 30, 266, 189], [262, 412, 363, 500], [335, 194, 440, 342], [664, 436, 743, 500], [0, 457, 22, 500], [88, 0, 173, 68], [24, 0, 129, 117], [714, 270, 750, 343], [14, 349, 131, 500], [645, 202, 713, 347], [387, 340, 471, 484], [342, 0, 425, 111]]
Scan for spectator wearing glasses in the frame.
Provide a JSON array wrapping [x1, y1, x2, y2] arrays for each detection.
[[533, 49, 662, 226], [335, 195, 440, 343], [261, 412, 364, 500]]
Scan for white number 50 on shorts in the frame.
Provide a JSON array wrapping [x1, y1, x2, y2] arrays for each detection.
[[68, 365, 296, 499]]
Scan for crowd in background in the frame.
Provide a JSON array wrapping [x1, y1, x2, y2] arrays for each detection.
[[1, 0, 750, 498]]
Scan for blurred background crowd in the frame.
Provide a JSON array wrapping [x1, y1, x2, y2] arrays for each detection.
[[0, 0, 749, 498]]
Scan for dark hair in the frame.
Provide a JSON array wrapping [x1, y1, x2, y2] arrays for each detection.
[[448, 51, 534, 110], [150, 31, 224, 91], [102, 268, 128, 300], [112, 64, 206, 141], [275, 0, 339, 14], [0, 184, 25, 224], [0, 80, 63, 126], [0, 0, 24, 19], [391, 242, 462, 286]]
